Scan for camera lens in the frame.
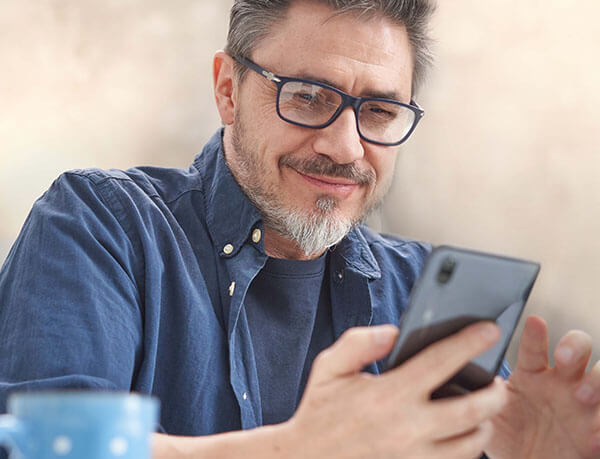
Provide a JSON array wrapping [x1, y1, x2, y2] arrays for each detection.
[[437, 257, 456, 284]]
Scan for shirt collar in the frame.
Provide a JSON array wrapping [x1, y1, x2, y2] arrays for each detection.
[[332, 227, 381, 280], [193, 128, 381, 279], [193, 129, 264, 258]]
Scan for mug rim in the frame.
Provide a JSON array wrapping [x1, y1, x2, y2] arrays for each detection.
[[7, 390, 159, 409], [9, 390, 155, 399]]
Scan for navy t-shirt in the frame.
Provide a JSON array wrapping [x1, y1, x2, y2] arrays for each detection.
[[244, 253, 334, 425]]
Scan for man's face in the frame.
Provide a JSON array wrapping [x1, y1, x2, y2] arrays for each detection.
[[224, 1, 414, 258]]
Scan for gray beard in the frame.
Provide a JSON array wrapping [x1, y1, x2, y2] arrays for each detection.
[[229, 121, 383, 258], [253, 191, 355, 257]]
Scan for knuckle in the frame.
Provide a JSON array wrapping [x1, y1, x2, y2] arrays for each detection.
[[420, 331, 479, 371], [419, 344, 446, 369], [426, 333, 467, 363], [460, 397, 486, 423], [446, 326, 487, 357], [311, 348, 331, 370], [339, 326, 371, 349], [338, 327, 360, 344]]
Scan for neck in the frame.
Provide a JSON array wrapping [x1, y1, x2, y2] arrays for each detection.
[[264, 227, 326, 260]]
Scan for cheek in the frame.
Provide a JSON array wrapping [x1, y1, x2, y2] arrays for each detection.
[[248, 102, 304, 158], [369, 149, 397, 192], [369, 143, 395, 170], [255, 99, 279, 122]]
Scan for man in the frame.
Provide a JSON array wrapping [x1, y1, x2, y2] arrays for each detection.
[[1, 0, 599, 457]]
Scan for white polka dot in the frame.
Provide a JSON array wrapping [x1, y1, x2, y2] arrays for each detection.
[[53, 436, 72, 456], [109, 437, 129, 456]]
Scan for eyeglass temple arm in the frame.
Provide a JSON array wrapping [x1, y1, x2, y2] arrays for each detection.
[[233, 55, 282, 83]]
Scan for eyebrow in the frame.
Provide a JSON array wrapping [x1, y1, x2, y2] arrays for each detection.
[[293, 71, 404, 102]]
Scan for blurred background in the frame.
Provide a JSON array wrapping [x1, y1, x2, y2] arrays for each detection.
[[1, 0, 598, 366]]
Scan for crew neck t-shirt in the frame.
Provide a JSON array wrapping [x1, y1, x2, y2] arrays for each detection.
[[244, 253, 334, 425]]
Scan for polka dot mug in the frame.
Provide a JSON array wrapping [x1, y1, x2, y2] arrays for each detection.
[[0, 391, 158, 458]]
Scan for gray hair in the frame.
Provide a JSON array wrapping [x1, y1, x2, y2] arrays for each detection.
[[225, 0, 436, 95]]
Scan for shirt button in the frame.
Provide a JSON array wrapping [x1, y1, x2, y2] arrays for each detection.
[[223, 244, 234, 255], [337, 271, 343, 280], [252, 229, 262, 243], [229, 282, 236, 297], [242, 392, 248, 401]]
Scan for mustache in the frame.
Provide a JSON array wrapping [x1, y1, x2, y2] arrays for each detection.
[[279, 155, 376, 186]]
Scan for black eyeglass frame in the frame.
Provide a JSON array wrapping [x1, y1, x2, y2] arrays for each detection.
[[233, 55, 424, 147]]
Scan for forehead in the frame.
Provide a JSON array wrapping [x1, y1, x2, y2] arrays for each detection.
[[251, 0, 414, 100]]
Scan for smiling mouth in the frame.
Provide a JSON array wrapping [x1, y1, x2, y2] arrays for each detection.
[[302, 172, 358, 186], [290, 168, 361, 197]]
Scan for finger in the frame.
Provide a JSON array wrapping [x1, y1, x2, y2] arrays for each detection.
[[383, 321, 501, 396], [554, 330, 593, 381], [430, 377, 508, 440], [310, 325, 398, 383], [433, 419, 493, 459], [575, 360, 600, 405], [514, 315, 549, 373]]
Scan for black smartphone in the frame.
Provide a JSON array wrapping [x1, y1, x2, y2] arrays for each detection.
[[385, 245, 540, 398]]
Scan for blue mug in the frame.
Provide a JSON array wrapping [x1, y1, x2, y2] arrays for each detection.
[[0, 391, 158, 458]]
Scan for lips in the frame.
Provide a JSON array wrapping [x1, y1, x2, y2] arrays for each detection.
[[303, 172, 357, 186], [278, 153, 375, 186], [290, 168, 360, 198]]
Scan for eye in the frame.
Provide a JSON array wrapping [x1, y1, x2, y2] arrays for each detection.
[[368, 105, 398, 119], [295, 92, 318, 104]]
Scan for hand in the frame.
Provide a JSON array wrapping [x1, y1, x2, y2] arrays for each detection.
[[286, 322, 508, 458], [486, 315, 600, 458]]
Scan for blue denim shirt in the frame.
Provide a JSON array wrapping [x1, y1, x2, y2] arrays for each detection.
[[0, 129, 486, 436]]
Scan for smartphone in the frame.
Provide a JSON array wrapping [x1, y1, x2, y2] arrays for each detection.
[[385, 245, 540, 398]]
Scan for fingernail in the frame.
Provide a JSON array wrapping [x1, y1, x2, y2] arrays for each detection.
[[556, 345, 574, 364], [480, 323, 500, 342], [575, 384, 595, 404], [373, 325, 396, 345]]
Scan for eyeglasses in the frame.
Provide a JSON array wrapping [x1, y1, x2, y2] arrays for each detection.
[[233, 55, 424, 146]]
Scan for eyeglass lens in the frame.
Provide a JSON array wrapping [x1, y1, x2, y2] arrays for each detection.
[[277, 80, 416, 144]]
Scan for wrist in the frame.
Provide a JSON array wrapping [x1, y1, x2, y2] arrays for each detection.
[[152, 421, 302, 459]]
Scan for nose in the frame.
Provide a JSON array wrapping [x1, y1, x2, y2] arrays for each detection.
[[311, 106, 365, 164]]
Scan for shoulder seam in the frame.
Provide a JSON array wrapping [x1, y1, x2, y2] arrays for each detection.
[[65, 173, 144, 291]]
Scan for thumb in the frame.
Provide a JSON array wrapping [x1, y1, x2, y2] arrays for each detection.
[[311, 325, 398, 383]]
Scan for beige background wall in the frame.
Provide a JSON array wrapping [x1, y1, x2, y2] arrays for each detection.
[[1, 1, 598, 366]]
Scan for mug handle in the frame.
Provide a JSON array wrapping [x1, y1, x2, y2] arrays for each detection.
[[0, 415, 25, 455]]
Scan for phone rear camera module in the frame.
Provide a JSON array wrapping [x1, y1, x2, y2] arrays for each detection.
[[437, 257, 456, 284]]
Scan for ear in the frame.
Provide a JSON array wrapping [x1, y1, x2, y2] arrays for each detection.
[[213, 51, 237, 125]]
